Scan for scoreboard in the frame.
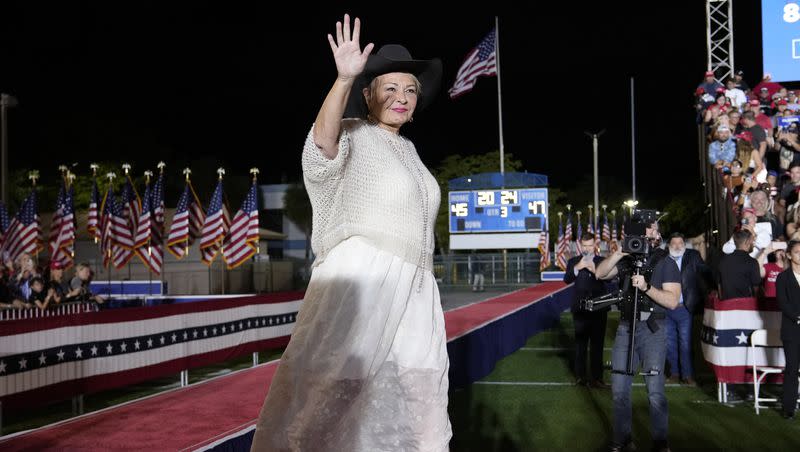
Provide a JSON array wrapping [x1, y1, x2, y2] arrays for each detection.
[[448, 188, 548, 233]]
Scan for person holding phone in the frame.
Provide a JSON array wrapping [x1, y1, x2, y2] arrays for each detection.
[[762, 245, 787, 298], [722, 208, 771, 258], [564, 233, 611, 388]]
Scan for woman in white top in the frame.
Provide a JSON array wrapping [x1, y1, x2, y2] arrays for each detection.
[[251, 14, 451, 452], [735, 133, 767, 184]]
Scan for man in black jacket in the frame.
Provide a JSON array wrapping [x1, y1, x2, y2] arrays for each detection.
[[664, 233, 711, 386], [776, 240, 800, 420], [564, 233, 611, 388]]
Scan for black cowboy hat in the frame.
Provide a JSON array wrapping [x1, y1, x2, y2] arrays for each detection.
[[344, 44, 442, 119]]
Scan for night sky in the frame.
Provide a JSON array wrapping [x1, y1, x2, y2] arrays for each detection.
[[0, 3, 770, 204]]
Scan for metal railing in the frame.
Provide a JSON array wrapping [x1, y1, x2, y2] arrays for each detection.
[[433, 252, 542, 288], [699, 124, 737, 248], [0, 302, 100, 321]]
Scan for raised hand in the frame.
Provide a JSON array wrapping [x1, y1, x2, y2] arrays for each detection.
[[327, 14, 374, 81]]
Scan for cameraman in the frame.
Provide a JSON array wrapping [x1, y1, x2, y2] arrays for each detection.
[[595, 218, 681, 452]]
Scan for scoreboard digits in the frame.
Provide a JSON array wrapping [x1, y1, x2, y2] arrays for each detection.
[[449, 188, 548, 233], [451, 202, 468, 217], [500, 190, 518, 205]]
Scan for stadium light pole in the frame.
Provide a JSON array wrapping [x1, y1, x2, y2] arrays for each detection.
[[584, 129, 606, 226], [1, 93, 19, 204]]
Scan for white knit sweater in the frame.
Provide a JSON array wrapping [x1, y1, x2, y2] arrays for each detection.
[[302, 119, 441, 272]]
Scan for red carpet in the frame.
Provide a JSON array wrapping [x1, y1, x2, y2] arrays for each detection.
[[444, 282, 567, 340], [0, 283, 565, 451]]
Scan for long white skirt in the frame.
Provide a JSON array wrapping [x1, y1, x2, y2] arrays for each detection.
[[251, 236, 452, 452]]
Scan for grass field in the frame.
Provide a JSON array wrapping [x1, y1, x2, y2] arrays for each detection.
[[447, 312, 800, 452], [6, 311, 800, 451]]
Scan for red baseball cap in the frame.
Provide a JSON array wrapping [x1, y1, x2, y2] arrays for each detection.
[[50, 260, 64, 270], [705, 70, 715, 77], [749, 99, 760, 106]]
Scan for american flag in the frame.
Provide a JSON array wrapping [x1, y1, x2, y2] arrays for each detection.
[[153, 171, 165, 227], [111, 175, 141, 268], [563, 213, 572, 260], [448, 28, 497, 98], [100, 185, 132, 269], [200, 179, 230, 265], [0, 201, 10, 249], [49, 182, 75, 269], [0, 189, 41, 262], [555, 219, 568, 271], [602, 211, 611, 242], [538, 230, 550, 272], [223, 182, 260, 269], [167, 180, 205, 259], [134, 179, 152, 250], [151, 171, 166, 270], [135, 173, 165, 274], [610, 215, 618, 252], [588, 218, 600, 255], [87, 177, 101, 242], [48, 183, 65, 248]]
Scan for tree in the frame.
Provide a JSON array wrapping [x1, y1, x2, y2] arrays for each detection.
[[283, 182, 313, 262], [658, 191, 706, 238], [430, 150, 523, 252]]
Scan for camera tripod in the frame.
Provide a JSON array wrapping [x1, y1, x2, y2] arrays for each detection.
[[580, 258, 660, 377]]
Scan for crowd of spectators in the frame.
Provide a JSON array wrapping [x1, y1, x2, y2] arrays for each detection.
[[0, 254, 104, 311], [698, 69, 800, 298]]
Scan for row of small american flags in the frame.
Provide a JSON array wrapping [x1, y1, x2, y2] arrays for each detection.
[[0, 171, 44, 266], [0, 165, 261, 275], [542, 208, 629, 272]]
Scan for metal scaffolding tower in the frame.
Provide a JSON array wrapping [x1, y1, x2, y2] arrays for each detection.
[[706, 0, 735, 81]]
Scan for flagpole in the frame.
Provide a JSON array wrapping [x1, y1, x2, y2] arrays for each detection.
[[104, 172, 117, 289], [218, 168, 225, 295], [565, 204, 572, 257], [631, 76, 636, 202], [123, 164, 132, 294], [158, 162, 166, 296], [144, 170, 153, 298], [494, 16, 505, 177], [28, 171, 40, 262]]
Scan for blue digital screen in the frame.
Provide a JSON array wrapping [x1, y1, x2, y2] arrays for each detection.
[[762, 0, 800, 82], [448, 188, 548, 233]]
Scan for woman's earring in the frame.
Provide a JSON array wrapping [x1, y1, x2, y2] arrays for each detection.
[[409, 116, 414, 123]]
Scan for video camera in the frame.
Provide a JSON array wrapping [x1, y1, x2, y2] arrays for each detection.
[[621, 209, 659, 255], [579, 207, 663, 375]]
